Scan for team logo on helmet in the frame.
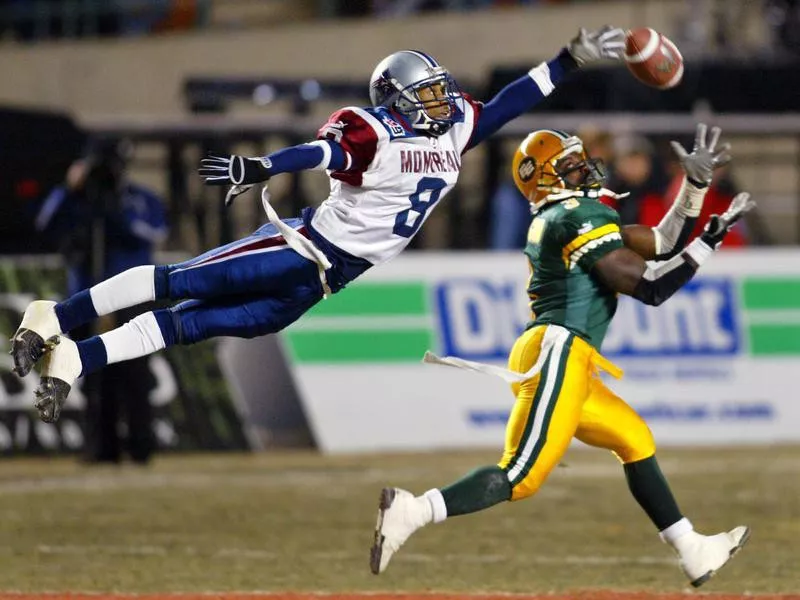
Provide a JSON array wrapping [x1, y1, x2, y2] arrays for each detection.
[[372, 70, 397, 102], [518, 156, 537, 182]]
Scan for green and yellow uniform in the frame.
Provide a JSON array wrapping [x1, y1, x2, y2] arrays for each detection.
[[498, 197, 657, 500]]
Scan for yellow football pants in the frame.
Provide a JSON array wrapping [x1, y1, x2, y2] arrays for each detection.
[[498, 324, 656, 501]]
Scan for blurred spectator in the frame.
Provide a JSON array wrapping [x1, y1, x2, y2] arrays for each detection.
[[372, 0, 545, 17], [116, 0, 169, 36], [4, 0, 120, 41], [489, 179, 530, 249], [765, 0, 800, 56], [35, 138, 168, 464], [579, 125, 616, 169], [490, 128, 754, 250], [604, 134, 670, 225], [1, 0, 200, 42], [640, 156, 749, 247]]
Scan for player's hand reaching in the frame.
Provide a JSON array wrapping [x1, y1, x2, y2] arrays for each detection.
[[700, 192, 755, 249], [199, 154, 272, 186], [670, 123, 732, 189], [567, 25, 626, 66]]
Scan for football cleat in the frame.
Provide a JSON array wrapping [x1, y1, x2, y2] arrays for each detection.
[[370, 487, 430, 575], [10, 300, 61, 377], [34, 336, 81, 424], [674, 526, 750, 587]]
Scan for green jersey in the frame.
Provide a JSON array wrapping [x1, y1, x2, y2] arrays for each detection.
[[524, 197, 625, 349]]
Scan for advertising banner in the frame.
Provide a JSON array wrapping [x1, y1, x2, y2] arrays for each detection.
[[0, 257, 251, 455], [283, 251, 800, 453]]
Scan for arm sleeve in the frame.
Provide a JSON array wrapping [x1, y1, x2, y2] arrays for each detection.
[[264, 140, 348, 175], [632, 238, 713, 306], [466, 49, 579, 150], [560, 210, 624, 272], [34, 186, 71, 232], [253, 108, 375, 178]]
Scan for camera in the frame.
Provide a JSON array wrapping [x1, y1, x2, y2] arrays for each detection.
[[83, 139, 128, 198]]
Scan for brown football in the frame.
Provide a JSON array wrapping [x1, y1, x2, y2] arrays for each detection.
[[624, 28, 684, 90]]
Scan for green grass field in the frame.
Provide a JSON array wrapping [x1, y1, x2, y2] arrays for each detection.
[[0, 445, 798, 595]]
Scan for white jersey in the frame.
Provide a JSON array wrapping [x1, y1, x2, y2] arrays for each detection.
[[310, 99, 481, 265]]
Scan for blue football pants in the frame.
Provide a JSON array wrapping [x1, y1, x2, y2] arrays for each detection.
[[155, 219, 324, 345]]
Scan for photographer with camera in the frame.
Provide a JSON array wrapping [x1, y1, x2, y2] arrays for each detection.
[[34, 138, 168, 465]]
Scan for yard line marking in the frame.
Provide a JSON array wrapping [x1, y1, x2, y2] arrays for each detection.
[[37, 544, 167, 556], [1, 455, 798, 496], [28, 544, 675, 566], [2, 592, 798, 599]]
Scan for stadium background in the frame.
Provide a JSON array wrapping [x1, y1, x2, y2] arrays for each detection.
[[0, 1, 797, 598]]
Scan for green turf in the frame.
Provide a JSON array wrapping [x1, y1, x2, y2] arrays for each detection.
[[0, 446, 797, 594]]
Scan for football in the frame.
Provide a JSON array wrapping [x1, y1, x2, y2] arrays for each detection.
[[624, 27, 684, 89]]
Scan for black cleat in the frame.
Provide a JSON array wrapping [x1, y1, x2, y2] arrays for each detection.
[[32, 335, 81, 424], [34, 376, 72, 424], [11, 330, 57, 377], [370, 487, 396, 575], [10, 300, 61, 377]]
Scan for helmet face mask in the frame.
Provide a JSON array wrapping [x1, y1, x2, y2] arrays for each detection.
[[394, 72, 460, 135], [370, 51, 462, 136], [553, 152, 607, 190]]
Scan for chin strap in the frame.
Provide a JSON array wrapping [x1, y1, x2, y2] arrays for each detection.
[[533, 187, 630, 211], [412, 114, 451, 136], [588, 187, 631, 200]]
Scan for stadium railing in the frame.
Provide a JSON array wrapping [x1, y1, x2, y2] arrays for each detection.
[[79, 112, 800, 251]]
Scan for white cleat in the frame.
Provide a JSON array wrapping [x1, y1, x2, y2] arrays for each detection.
[[675, 526, 750, 587], [370, 487, 430, 575], [34, 336, 82, 424], [10, 300, 62, 377]]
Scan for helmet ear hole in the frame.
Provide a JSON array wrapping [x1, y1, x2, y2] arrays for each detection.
[[394, 97, 414, 113]]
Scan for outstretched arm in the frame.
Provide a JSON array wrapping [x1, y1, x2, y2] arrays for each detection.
[[467, 26, 625, 150], [595, 193, 754, 306], [198, 139, 349, 187], [35, 159, 92, 232], [621, 123, 732, 261], [198, 107, 382, 205]]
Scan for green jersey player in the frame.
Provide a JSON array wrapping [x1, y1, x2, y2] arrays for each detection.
[[371, 123, 754, 587]]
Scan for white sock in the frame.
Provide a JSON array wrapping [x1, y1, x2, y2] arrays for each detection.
[[423, 488, 448, 524], [89, 265, 156, 316], [99, 312, 165, 365], [659, 517, 694, 546]]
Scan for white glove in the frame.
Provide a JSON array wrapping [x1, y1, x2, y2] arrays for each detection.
[[670, 123, 732, 188], [567, 25, 626, 66]]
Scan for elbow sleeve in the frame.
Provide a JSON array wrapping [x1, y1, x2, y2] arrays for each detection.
[[653, 179, 706, 259], [653, 217, 697, 260]]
